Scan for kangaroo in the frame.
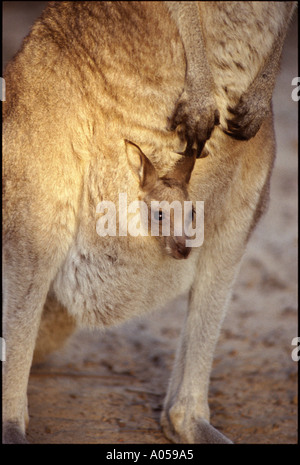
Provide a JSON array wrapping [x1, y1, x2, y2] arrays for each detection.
[[2, 1, 292, 444], [165, 1, 296, 155]]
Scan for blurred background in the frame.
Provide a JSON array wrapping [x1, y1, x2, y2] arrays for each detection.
[[2, 2, 298, 444]]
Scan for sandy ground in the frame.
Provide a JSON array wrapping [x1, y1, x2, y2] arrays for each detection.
[[2, 2, 298, 445]]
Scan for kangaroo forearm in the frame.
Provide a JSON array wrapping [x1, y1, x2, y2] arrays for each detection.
[[165, 1, 214, 94], [223, 2, 296, 139], [165, 2, 219, 157]]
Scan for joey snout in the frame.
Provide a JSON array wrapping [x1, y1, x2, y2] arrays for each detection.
[[168, 236, 191, 260]]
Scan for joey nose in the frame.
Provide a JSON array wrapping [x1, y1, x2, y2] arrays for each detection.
[[171, 238, 191, 260]]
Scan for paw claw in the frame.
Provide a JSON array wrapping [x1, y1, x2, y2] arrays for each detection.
[[225, 94, 271, 140], [168, 92, 219, 157]]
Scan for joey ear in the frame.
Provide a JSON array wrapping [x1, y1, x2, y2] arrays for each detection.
[[124, 140, 158, 191], [168, 150, 197, 184]]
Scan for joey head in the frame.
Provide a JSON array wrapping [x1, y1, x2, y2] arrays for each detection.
[[125, 140, 196, 260]]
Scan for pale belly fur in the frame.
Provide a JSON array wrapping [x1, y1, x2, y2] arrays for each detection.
[[52, 233, 199, 328]]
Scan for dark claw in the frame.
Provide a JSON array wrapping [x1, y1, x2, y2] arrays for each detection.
[[226, 119, 242, 131], [224, 129, 249, 141], [184, 137, 194, 156], [196, 141, 205, 158], [197, 145, 209, 158], [214, 109, 220, 126]]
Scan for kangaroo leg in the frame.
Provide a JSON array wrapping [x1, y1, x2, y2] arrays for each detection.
[[161, 119, 274, 444], [33, 294, 76, 365], [161, 237, 241, 443], [2, 259, 56, 443]]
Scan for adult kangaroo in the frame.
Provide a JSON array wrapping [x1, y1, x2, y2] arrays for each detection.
[[2, 1, 295, 443]]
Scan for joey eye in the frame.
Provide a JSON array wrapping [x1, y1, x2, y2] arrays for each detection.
[[153, 210, 165, 222], [189, 207, 195, 221]]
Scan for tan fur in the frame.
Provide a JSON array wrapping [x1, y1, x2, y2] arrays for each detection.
[[2, 1, 288, 443]]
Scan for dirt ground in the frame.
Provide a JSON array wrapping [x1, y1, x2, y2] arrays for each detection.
[[3, 2, 298, 445]]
